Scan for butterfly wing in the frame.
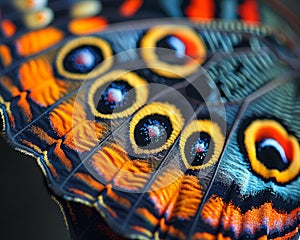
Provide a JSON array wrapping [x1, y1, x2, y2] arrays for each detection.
[[0, 0, 299, 239]]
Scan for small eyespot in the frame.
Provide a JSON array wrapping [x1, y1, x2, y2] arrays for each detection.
[[129, 102, 184, 155], [23, 8, 54, 30], [70, 0, 102, 19], [243, 119, 300, 184], [140, 25, 206, 78], [88, 70, 149, 119], [180, 120, 224, 170], [56, 36, 113, 80]]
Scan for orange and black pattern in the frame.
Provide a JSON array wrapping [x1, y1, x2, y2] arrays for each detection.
[[0, 0, 299, 239]]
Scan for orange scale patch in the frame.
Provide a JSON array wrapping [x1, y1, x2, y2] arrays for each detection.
[[90, 143, 153, 192], [120, 0, 143, 17], [185, 0, 215, 21], [113, 160, 152, 191], [239, 0, 260, 23], [1, 19, 16, 37], [170, 175, 203, 220], [49, 102, 76, 137], [90, 143, 130, 182], [192, 232, 232, 240], [49, 99, 87, 138], [68, 16, 108, 35], [0, 44, 12, 66], [28, 80, 68, 107], [148, 167, 184, 216], [19, 59, 46, 90], [201, 195, 225, 228], [202, 195, 300, 238], [18, 58, 68, 107], [16, 27, 64, 57], [63, 121, 108, 152]]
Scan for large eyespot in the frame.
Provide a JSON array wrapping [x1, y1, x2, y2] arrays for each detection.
[[129, 102, 184, 155], [140, 25, 206, 78], [180, 120, 224, 170], [244, 119, 300, 184], [88, 70, 149, 119], [56, 36, 113, 80]]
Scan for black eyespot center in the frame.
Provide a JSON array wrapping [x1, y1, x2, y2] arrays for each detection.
[[185, 132, 214, 167], [156, 35, 188, 65], [134, 114, 173, 150], [179, 120, 224, 170], [63, 45, 104, 74], [94, 80, 135, 115], [56, 37, 113, 80], [256, 138, 289, 171]]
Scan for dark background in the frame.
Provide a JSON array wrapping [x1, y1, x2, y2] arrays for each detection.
[[0, 1, 299, 240]]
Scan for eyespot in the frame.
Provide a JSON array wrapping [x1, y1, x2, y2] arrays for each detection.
[[129, 102, 184, 155], [180, 120, 224, 170], [56, 36, 113, 80], [88, 70, 149, 119], [243, 119, 300, 184], [140, 25, 206, 78]]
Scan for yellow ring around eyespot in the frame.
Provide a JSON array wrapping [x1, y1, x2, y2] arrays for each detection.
[[180, 120, 224, 170], [88, 69, 149, 119], [244, 119, 300, 184], [56, 36, 113, 80], [140, 25, 206, 78], [129, 102, 184, 155]]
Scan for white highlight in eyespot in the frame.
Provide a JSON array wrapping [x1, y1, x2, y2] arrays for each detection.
[[70, 0, 102, 19], [167, 36, 186, 58], [259, 138, 288, 164], [106, 88, 124, 103]]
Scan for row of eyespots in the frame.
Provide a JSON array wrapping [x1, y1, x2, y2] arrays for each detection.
[[86, 70, 298, 179], [89, 72, 298, 178], [55, 26, 299, 179], [85, 69, 222, 168], [67, 59, 299, 180], [106, 97, 298, 180], [89, 79, 299, 179], [55, 25, 207, 80]]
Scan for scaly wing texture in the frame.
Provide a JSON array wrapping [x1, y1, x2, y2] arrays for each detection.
[[0, 0, 299, 239]]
